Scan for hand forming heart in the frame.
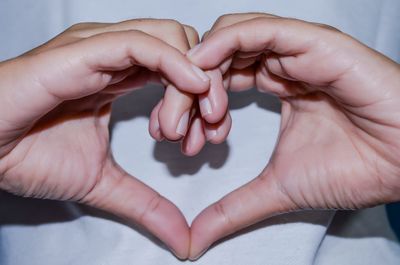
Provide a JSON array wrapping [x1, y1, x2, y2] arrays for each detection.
[[0, 19, 211, 259], [0, 13, 400, 261]]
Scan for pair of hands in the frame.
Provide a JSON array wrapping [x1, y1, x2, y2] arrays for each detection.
[[0, 13, 400, 260]]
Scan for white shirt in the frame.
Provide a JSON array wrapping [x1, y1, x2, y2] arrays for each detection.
[[0, 0, 399, 264]]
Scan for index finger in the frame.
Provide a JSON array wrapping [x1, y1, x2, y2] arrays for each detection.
[[187, 17, 318, 70], [0, 30, 210, 133]]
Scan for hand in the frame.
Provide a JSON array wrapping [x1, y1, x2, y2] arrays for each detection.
[[150, 66, 232, 156], [148, 33, 232, 157], [0, 19, 211, 259], [187, 13, 400, 259]]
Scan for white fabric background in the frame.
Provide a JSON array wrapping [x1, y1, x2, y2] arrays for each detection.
[[0, 0, 399, 264]]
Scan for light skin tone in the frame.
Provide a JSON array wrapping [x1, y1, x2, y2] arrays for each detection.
[[0, 18, 215, 259], [0, 13, 400, 261], [185, 13, 400, 259]]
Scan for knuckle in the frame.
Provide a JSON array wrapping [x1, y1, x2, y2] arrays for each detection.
[[67, 22, 90, 31], [318, 23, 341, 32], [213, 200, 235, 228], [217, 13, 234, 22], [183, 24, 199, 37], [201, 30, 210, 41], [158, 19, 187, 40], [183, 24, 197, 34], [139, 193, 163, 223], [183, 25, 200, 45], [214, 14, 232, 28], [95, 29, 142, 43], [162, 18, 183, 29]]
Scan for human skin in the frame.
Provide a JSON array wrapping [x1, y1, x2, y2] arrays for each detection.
[[185, 13, 400, 259], [150, 63, 231, 156], [1, 13, 400, 262], [0, 18, 213, 259]]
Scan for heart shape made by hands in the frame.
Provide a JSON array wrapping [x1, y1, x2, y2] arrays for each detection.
[[0, 14, 400, 261]]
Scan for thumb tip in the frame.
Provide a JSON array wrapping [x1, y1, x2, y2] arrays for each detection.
[[189, 245, 210, 261], [170, 248, 189, 261]]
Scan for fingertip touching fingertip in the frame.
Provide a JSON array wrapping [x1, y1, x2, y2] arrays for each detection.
[[189, 245, 210, 261], [170, 248, 188, 261]]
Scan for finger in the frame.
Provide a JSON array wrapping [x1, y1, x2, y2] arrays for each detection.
[[255, 57, 303, 97], [87, 19, 196, 89], [181, 112, 206, 156], [25, 22, 112, 55], [177, 67, 228, 153], [209, 13, 278, 35], [228, 66, 256, 92], [81, 159, 190, 259], [230, 56, 259, 70], [103, 68, 161, 95], [192, 13, 272, 71], [76, 19, 188, 43], [180, 97, 231, 155], [222, 72, 231, 90], [312, 22, 341, 32], [158, 85, 194, 140], [204, 112, 232, 144], [194, 16, 400, 109], [66, 30, 209, 95], [182, 24, 200, 47], [187, 17, 316, 70], [149, 99, 165, 141], [68, 22, 111, 31], [199, 69, 228, 123], [2, 30, 210, 130], [157, 23, 201, 141], [189, 166, 294, 260], [201, 30, 210, 42]]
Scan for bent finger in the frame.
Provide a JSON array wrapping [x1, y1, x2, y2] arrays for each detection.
[[158, 85, 194, 140], [199, 69, 228, 123], [187, 17, 315, 70], [149, 99, 165, 141], [204, 112, 232, 144], [181, 111, 206, 156], [3, 30, 210, 129]]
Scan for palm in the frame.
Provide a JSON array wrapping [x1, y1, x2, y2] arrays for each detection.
[[0, 59, 160, 200], [0, 19, 215, 258], [189, 77, 400, 258], [0, 94, 112, 200], [253, 40, 400, 209], [184, 14, 400, 259], [269, 91, 399, 211]]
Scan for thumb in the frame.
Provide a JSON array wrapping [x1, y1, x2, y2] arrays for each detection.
[[189, 166, 296, 260], [0, 30, 209, 136], [80, 158, 190, 259]]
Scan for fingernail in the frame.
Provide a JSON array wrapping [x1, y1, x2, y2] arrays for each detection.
[[170, 248, 186, 260], [191, 246, 210, 261], [199, 97, 212, 116], [205, 127, 218, 141], [160, 77, 170, 86], [176, 110, 190, 136], [223, 76, 230, 90], [191, 64, 209, 83], [156, 130, 164, 142], [186, 43, 202, 58], [153, 119, 164, 142]]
